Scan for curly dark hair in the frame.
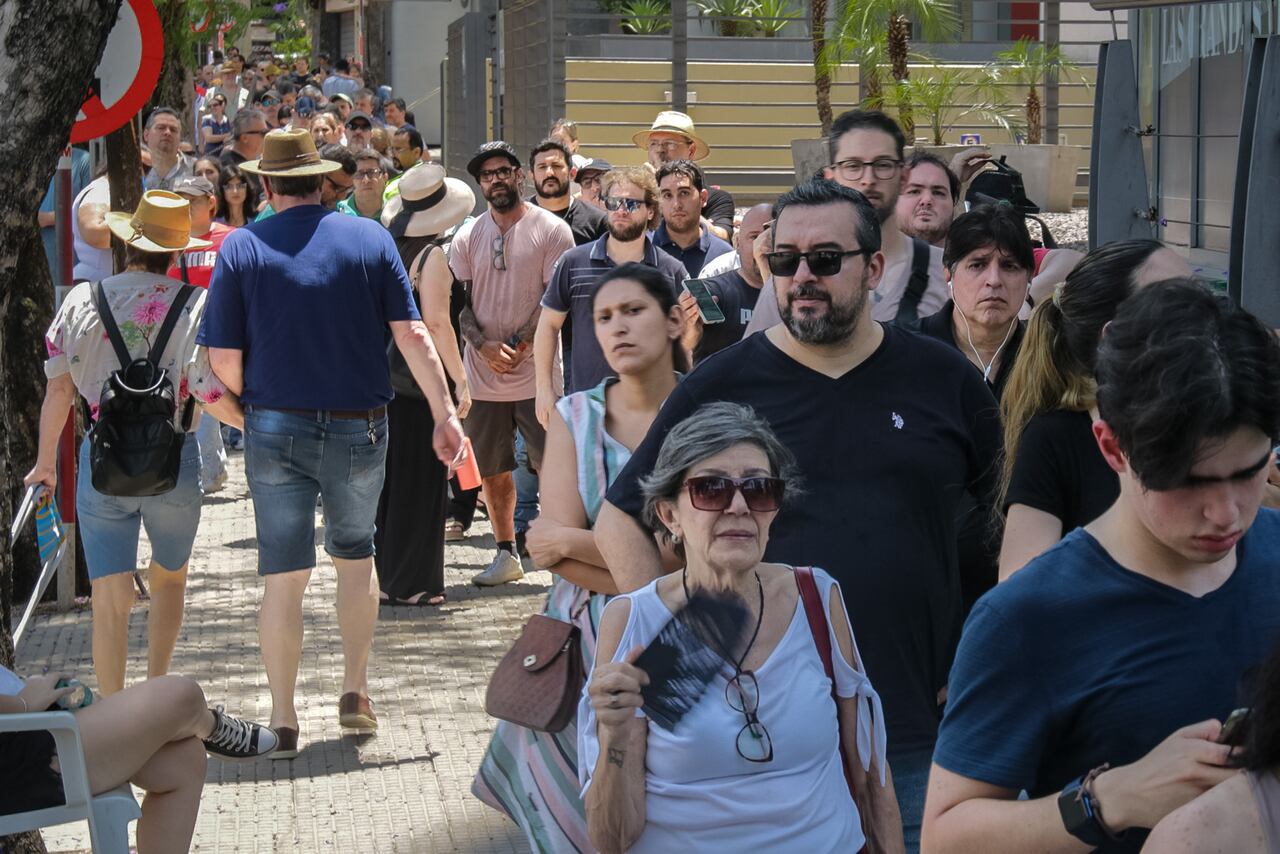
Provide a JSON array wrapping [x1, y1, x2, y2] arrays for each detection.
[[1095, 278, 1280, 490]]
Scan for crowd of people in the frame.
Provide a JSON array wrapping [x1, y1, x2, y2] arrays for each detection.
[[10, 75, 1280, 854]]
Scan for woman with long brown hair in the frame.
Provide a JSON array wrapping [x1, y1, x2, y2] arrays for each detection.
[[996, 239, 1190, 578]]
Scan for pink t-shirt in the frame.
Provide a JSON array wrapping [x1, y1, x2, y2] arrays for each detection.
[[449, 204, 574, 401]]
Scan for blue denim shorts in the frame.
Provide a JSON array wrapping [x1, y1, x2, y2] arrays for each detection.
[[76, 435, 202, 581], [244, 406, 389, 575]]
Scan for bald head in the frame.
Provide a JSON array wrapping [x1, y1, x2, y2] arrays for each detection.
[[737, 203, 774, 286]]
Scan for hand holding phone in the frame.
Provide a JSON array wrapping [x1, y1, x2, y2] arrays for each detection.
[[682, 278, 726, 325]]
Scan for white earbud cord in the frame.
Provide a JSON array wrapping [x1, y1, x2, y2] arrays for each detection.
[[956, 306, 1017, 383]]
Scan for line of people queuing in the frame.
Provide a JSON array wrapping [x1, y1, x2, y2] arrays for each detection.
[[9, 98, 1280, 854]]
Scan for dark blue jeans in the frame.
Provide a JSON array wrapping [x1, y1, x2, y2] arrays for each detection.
[[889, 747, 935, 854]]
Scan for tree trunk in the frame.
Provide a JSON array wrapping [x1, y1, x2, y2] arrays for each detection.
[[863, 66, 883, 109], [0, 3, 123, 852], [365, 0, 386, 90], [812, 0, 831, 134], [887, 13, 912, 139], [1026, 86, 1042, 144], [106, 119, 144, 274], [151, 0, 194, 131]]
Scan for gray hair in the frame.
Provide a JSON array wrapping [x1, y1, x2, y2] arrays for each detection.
[[639, 402, 801, 547], [232, 109, 266, 139]]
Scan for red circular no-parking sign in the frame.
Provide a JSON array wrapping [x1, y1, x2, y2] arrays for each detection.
[[70, 0, 164, 144]]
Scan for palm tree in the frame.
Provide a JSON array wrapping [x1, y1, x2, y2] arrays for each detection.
[[893, 64, 1008, 145], [990, 38, 1082, 144], [812, 0, 833, 133], [826, 0, 958, 138]]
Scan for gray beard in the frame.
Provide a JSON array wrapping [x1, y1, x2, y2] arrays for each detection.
[[780, 272, 868, 345]]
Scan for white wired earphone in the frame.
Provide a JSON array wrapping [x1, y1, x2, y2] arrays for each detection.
[[948, 275, 1028, 382]]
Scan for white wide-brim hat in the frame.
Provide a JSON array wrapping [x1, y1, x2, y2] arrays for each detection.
[[381, 162, 475, 238]]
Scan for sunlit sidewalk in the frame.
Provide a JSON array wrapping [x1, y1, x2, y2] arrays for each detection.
[[23, 453, 540, 853]]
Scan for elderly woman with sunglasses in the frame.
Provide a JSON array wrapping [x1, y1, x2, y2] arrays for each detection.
[[580, 402, 903, 854]]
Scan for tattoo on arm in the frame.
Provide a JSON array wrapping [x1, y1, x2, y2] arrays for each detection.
[[515, 304, 542, 346], [607, 747, 625, 768], [458, 287, 486, 349]]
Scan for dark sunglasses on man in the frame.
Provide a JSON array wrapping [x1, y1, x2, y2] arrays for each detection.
[[764, 248, 873, 278], [603, 196, 645, 213]]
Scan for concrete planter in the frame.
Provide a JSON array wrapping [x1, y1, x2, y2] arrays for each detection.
[[983, 144, 1084, 212]]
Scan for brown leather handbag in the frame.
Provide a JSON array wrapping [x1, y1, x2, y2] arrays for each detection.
[[485, 614, 584, 732]]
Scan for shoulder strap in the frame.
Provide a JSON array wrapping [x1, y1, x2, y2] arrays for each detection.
[[148, 284, 196, 365], [93, 282, 133, 369], [795, 566, 863, 817], [893, 237, 933, 325]]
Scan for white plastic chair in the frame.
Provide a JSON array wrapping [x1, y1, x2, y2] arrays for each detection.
[[0, 710, 140, 853]]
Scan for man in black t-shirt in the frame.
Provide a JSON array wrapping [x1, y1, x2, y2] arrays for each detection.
[[681, 202, 772, 364], [595, 178, 1002, 852], [528, 139, 607, 247]]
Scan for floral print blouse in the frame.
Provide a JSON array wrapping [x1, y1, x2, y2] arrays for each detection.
[[45, 272, 228, 430]]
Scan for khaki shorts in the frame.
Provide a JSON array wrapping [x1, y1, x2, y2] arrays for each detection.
[[463, 398, 546, 479]]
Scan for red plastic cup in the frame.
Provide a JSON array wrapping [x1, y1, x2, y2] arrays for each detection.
[[455, 437, 482, 491]]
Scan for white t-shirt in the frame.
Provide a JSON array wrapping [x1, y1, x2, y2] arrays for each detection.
[[71, 176, 112, 283], [0, 665, 24, 696], [697, 249, 742, 278], [579, 567, 887, 853]]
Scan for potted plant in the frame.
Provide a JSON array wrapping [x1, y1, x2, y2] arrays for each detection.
[[694, 0, 759, 37], [980, 38, 1089, 211], [754, 0, 802, 37], [894, 63, 1008, 146], [619, 0, 672, 33]]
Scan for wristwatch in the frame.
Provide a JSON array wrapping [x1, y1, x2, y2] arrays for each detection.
[[1058, 775, 1112, 847]]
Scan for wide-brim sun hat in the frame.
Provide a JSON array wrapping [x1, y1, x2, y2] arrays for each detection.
[[632, 110, 710, 161], [381, 162, 475, 239], [240, 127, 342, 177], [104, 190, 212, 253]]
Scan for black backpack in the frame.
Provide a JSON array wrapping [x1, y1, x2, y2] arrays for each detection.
[[86, 281, 197, 496]]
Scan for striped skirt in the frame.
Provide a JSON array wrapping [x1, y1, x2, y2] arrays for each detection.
[[473, 576, 607, 853]]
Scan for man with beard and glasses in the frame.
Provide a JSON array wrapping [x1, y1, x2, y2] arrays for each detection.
[[528, 139, 607, 246], [534, 165, 686, 424], [746, 110, 948, 336], [451, 141, 575, 586], [593, 178, 1002, 854]]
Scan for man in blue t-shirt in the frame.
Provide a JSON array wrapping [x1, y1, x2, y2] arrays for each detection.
[[198, 128, 463, 759], [652, 160, 733, 278], [925, 280, 1280, 854]]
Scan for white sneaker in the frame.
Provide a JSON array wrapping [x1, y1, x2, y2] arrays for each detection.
[[473, 550, 524, 587], [203, 468, 229, 495]]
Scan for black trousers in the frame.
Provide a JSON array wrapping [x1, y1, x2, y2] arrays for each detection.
[[374, 395, 448, 599]]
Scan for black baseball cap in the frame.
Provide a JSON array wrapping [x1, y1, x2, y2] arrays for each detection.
[[345, 111, 373, 128], [577, 158, 612, 177], [467, 141, 521, 179]]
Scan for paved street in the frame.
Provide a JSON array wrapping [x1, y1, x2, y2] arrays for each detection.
[[22, 453, 540, 853]]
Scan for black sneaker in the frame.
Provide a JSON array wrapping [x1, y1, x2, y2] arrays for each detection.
[[515, 530, 530, 559], [203, 706, 278, 760]]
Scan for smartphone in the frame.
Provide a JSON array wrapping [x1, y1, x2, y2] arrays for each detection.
[[1219, 707, 1250, 744], [505, 333, 527, 353], [682, 278, 726, 325]]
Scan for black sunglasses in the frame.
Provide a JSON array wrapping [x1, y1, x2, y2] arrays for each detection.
[[603, 196, 646, 212], [683, 476, 785, 512], [764, 248, 872, 278]]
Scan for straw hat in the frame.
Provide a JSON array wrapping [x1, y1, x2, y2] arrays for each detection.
[[632, 111, 710, 161], [240, 128, 341, 177], [381, 163, 475, 239], [104, 190, 212, 253]]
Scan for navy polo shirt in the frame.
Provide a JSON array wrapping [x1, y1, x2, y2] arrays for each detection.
[[652, 221, 733, 278], [541, 232, 687, 393]]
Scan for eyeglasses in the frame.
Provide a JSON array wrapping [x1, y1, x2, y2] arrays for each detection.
[[682, 476, 785, 512], [647, 139, 689, 153], [764, 249, 872, 278], [324, 174, 353, 193], [260, 97, 280, 107], [492, 234, 506, 271], [603, 196, 645, 213], [347, 122, 371, 131], [477, 166, 516, 183], [829, 157, 902, 181], [355, 169, 384, 181], [579, 175, 601, 189], [726, 671, 773, 762]]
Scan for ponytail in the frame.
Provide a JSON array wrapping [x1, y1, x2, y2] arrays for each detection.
[[996, 296, 1097, 515]]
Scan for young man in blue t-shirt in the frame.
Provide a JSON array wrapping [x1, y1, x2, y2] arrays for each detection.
[[924, 279, 1280, 853]]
